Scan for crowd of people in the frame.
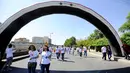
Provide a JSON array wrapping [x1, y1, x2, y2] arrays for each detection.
[[1, 43, 112, 73]]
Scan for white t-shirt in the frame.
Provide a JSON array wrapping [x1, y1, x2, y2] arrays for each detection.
[[61, 48, 65, 53], [6, 48, 13, 58], [101, 47, 106, 53], [28, 50, 39, 62], [79, 48, 82, 53], [41, 51, 51, 64], [56, 48, 60, 53], [83, 48, 87, 51]]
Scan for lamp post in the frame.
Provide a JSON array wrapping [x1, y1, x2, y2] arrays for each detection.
[[50, 33, 53, 46]]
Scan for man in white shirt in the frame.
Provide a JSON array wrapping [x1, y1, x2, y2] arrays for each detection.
[[71, 47, 75, 55], [55, 46, 60, 60], [79, 47, 82, 57], [61, 46, 65, 61], [83, 46, 87, 57], [2, 44, 14, 71], [101, 46, 107, 60]]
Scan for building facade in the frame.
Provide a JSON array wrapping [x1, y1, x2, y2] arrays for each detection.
[[11, 38, 30, 52], [32, 37, 44, 44], [43, 36, 51, 44], [11, 36, 52, 52]]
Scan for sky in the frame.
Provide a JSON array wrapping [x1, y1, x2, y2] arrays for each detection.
[[0, 0, 130, 45]]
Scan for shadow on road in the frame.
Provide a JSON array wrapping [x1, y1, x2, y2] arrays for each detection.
[[51, 57, 69, 60], [1, 66, 130, 73], [85, 57, 97, 58], [58, 59, 75, 63]]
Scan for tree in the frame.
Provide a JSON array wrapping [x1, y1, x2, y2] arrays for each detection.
[[95, 38, 108, 46], [119, 12, 130, 45], [69, 36, 76, 46], [119, 12, 130, 33], [121, 32, 130, 45], [64, 39, 70, 47], [64, 36, 77, 47], [88, 29, 104, 40], [76, 29, 107, 47]]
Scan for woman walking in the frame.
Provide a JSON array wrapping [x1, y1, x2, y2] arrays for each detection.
[[83, 46, 87, 57], [107, 46, 112, 61], [28, 45, 39, 73], [39, 45, 51, 73]]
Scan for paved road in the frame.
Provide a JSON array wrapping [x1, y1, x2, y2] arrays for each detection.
[[4, 52, 130, 73]]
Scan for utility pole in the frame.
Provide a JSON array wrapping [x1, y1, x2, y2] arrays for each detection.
[[50, 33, 53, 46]]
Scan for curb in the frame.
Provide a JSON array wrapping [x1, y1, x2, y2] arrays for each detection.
[[118, 58, 130, 63], [88, 52, 115, 61], [89, 51, 130, 63]]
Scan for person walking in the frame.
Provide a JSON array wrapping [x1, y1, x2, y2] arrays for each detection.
[[69, 47, 71, 54], [1, 44, 14, 72], [39, 45, 51, 73], [55, 46, 60, 60], [83, 46, 87, 57], [49, 47, 53, 60], [28, 45, 39, 73], [79, 47, 82, 57], [76, 47, 79, 56], [61, 46, 65, 61], [101, 46, 107, 60], [107, 46, 112, 61], [71, 47, 75, 55], [66, 47, 69, 54]]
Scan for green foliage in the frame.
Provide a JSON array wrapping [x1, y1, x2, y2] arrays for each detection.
[[76, 29, 108, 47], [119, 12, 130, 33], [121, 32, 130, 45], [119, 12, 130, 45], [64, 36, 76, 47], [95, 38, 108, 46], [76, 38, 108, 47], [88, 29, 104, 40]]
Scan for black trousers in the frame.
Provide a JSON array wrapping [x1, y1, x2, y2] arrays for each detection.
[[40, 64, 50, 73], [102, 53, 106, 60], [61, 53, 65, 60], [56, 53, 60, 59], [28, 62, 37, 73], [80, 52, 82, 57]]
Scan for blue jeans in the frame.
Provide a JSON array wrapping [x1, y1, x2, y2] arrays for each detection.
[[61, 53, 65, 61], [84, 51, 87, 56], [40, 64, 50, 73], [56, 53, 60, 59], [28, 62, 37, 73]]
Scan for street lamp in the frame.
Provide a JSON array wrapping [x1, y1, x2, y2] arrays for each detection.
[[49, 33, 53, 46]]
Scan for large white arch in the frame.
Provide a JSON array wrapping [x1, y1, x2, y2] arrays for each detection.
[[0, 1, 124, 58]]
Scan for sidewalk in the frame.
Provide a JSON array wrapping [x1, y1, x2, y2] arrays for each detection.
[[88, 50, 130, 63], [88, 50, 102, 57], [88, 50, 119, 61]]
